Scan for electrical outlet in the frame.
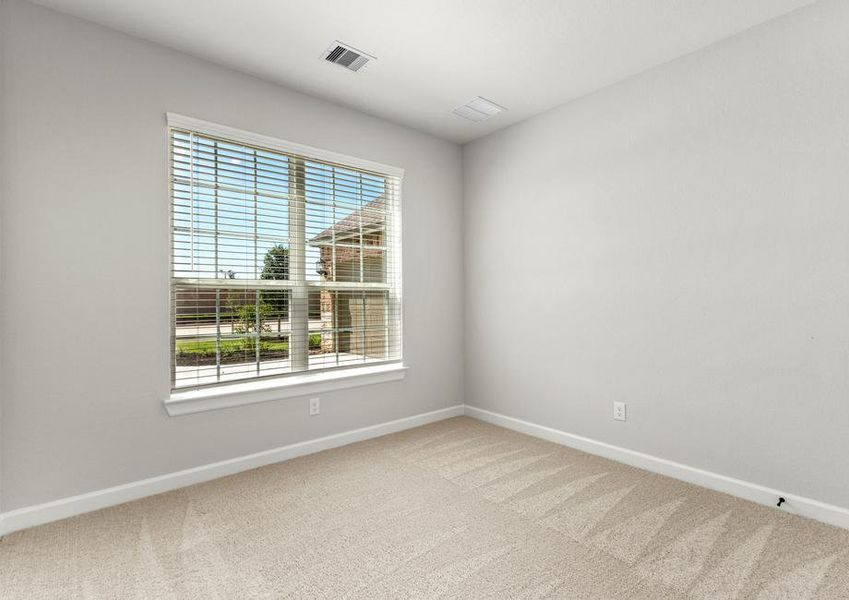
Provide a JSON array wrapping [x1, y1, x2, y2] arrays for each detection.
[[613, 401, 626, 422], [309, 397, 320, 416]]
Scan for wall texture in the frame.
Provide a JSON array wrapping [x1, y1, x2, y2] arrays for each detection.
[[0, 0, 463, 510], [463, 0, 849, 509], [0, 0, 7, 517]]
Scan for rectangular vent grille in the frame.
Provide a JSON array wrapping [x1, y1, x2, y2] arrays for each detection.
[[452, 97, 506, 122], [323, 42, 373, 72]]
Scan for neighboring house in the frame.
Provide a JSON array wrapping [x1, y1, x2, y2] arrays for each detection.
[[308, 196, 388, 358]]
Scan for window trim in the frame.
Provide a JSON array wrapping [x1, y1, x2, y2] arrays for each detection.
[[165, 363, 408, 416], [165, 113, 405, 404]]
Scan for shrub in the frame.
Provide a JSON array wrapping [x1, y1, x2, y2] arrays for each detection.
[[309, 333, 321, 349]]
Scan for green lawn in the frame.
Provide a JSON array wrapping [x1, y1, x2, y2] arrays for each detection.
[[176, 334, 321, 358]]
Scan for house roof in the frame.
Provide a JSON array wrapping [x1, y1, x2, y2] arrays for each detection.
[[308, 196, 386, 244]]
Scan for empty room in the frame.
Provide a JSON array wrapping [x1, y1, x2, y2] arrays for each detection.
[[1, 0, 848, 597]]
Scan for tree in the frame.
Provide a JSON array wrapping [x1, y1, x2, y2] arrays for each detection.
[[260, 245, 290, 332], [224, 292, 272, 353], [260, 244, 290, 280]]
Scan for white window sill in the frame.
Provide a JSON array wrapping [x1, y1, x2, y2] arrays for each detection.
[[164, 363, 408, 416]]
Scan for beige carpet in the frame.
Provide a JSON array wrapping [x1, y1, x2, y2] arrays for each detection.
[[2, 416, 848, 599]]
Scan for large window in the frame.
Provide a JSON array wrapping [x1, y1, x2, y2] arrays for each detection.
[[169, 116, 402, 390]]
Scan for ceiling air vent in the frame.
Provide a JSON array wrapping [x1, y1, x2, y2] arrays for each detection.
[[452, 97, 506, 122], [323, 41, 374, 72]]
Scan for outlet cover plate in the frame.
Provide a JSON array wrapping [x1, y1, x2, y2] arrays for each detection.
[[613, 401, 626, 421]]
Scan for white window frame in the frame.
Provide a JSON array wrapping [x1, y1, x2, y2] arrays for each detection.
[[164, 114, 405, 415]]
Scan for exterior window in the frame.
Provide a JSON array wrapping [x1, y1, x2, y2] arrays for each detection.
[[169, 119, 402, 390]]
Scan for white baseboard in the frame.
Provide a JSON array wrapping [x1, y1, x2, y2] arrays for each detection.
[[464, 405, 849, 531], [0, 404, 464, 537], [4, 403, 846, 538]]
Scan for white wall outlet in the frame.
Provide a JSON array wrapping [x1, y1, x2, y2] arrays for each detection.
[[613, 401, 626, 422], [309, 397, 320, 416]]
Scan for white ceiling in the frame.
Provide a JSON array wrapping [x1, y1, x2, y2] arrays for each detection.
[[31, 0, 817, 143]]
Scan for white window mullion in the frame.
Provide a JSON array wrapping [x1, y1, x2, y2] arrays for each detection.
[[387, 180, 403, 362], [189, 132, 195, 272], [254, 290, 261, 375], [358, 173, 366, 363], [253, 149, 261, 375], [333, 291, 339, 367], [213, 140, 221, 382], [215, 289, 221, 381], [331, 170, 338, 366], [289, 156, 309, 372]]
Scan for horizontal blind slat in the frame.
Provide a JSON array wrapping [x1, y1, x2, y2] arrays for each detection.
[[170, 127, 402, 391]]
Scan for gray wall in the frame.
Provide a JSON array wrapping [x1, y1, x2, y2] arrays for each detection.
[[0, 0, 463, 510], [0, 0, 6, 517], [463, 0, 849, 509]]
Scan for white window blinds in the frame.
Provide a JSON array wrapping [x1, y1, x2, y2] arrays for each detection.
[[169, 119, 402, 390]]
